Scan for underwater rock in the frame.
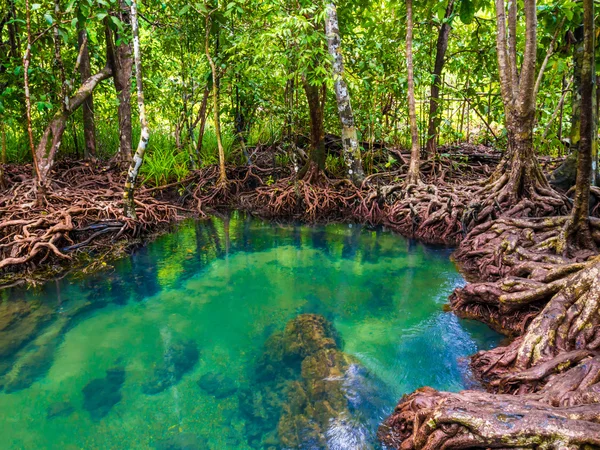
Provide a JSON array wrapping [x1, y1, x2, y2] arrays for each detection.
[[197, 372, 237, 399], [143, 339, 199, 395], [0, 299, 54, 379], [241, 313, 381, 449], [154, 432, 208, 450], [2, 317, 68, 393], [82, 367, 126, 420], [46, 401, 75, 419]]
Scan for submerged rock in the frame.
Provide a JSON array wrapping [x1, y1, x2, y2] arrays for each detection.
[[197, 372, 237, 399], [154, 432, 208, 450], [0, 299, 54, 380], [240, 313, 383, 449], [82, 367, 126, 420], [47, 401, 75, 419], [2, 317, 68, 393], [143, 339, 199, 395]]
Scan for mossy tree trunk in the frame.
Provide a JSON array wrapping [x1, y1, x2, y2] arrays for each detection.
[[550, 27, 584, 190], [559, 0, 597, 253]]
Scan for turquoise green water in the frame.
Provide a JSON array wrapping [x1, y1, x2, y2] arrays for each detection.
[[0, 214, 499, 449]]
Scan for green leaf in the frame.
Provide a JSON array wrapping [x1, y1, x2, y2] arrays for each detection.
[[44, 12, 54, 25], [178, 5, 190, 15], [459, 0, 475, 25], [97, 12, 108, 21], [31, 3, 41, 10]]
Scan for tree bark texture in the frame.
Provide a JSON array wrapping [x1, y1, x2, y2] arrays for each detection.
[[406, 0, 420, 184], [205, 12, 227, 184], [425, 0, 455, 157], [78, 26, 97, 159], [325, 1, 364, 184], [123, 0, 149, 219]]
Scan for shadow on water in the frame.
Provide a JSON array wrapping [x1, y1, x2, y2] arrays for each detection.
[[0, 212, 502, 449]]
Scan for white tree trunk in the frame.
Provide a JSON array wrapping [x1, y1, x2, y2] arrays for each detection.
[[325, 2, 364, 184], [123, 0, 150, 219], [406, 0, 421, 184]]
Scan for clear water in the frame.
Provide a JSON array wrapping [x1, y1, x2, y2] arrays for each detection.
[[0, 213, 500, 449]]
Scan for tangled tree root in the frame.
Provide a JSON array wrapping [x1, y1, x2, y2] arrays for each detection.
[[0, 162, 185, 280], [378, 181, 468, 245], [378, 377, 600, 450], [465, 258, 600, 388], [239, 175, 360, 222], [454, 216, 600, 280]]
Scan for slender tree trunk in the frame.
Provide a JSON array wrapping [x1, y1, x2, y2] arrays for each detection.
[[123, 0, 149, 218], [195, 83, 211, 160], [35, 66, 113, 189], [560, 0, 597, 252], [299, 79, 326, 181], [53, 0, 67, 112], [205, 12, 227, 184], [78, 25, 96, 159], [325, 1, 364, 184], [406, 0, 420, 184], [23, 0, 42, 190], [550, 27, 584, 190], [0, 122, 6, 188], [107, 0, 133, 162], [426, 0, 455, 157]]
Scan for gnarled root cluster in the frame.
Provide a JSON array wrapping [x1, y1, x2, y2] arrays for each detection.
[[381, 213, 600, 449], [239, 175, 359, 222], [469, 258, 600, 388], [0, 162, 184, 280], [471, 154, 570, 226], [379, 182, 469, 245], [378, 379, 600, 450]]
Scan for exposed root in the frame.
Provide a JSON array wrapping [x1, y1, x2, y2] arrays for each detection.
[[239, 175, 359, 222], [379, 378, 600, 450], [0, 162, 185, 280], [465, 258, 600, 389], [381, 182, 468, 245]]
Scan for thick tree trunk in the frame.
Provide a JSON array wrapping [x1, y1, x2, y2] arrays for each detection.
[[78, 27, 96, 159], [406, 0, 420, 184], [425, 0, 454, 157], [474, 0, 568, 221], [205, 12, 227, 185], [325, 2, 364, 184], [299, 79, 326, 181], [122, 0, 149, 219]]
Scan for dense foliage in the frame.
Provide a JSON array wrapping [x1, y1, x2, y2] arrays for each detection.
[[0, 0, 591, 185]]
